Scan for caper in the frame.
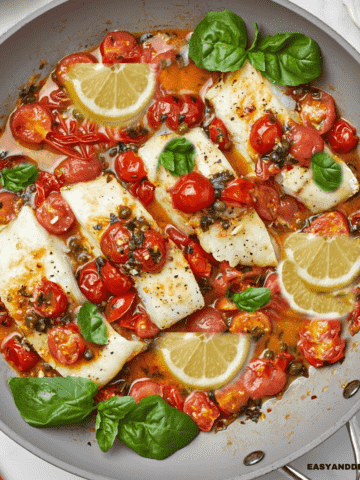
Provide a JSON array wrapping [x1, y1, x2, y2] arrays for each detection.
[[288, 361, 303, 376], [280, 342, 288, 352], [214, 188, 222, 199], [221, 219, 230, 230], [43, 362, 53, 371], [95, 256, 106, 268], [25, 312, 39, 329], [269, 151, 281, 164], [280, 139, 290, 153], [132, 230, 144, 247], [68, 237, 81, 252], [77, 252, 90, 264], [200, 215, 215, 232], [213, 200, 227, 213], [73, 110, 84, 121], [109, 147, 118, 157], [59, 313, 73, 324], [139, 32, 153, 43], [84, 348, 95, 361], [264, 350, 274, 359], [118, 206, 131, 219], [177, 122, 189, 135], [312, 90, 321, 100], [23, 95, 37, 104], [36, 317, 48, 332]]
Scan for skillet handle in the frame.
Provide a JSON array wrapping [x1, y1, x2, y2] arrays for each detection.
[[347, 415, 360, 480], [278, 465, 311, 480]]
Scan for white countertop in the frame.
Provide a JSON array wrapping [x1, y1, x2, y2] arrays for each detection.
[[0, 1, 360, 479]]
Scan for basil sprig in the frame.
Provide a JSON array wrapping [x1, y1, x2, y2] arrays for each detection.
[[0, 163, 38, 191], [189, 10, 322, 86], [157, 138, 196, 176], [77, 302, 108, 345], [311, 151, 343, 192], [230, 287, 271, 312]]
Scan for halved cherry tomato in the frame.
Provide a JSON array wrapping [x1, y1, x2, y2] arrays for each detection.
[[215, 296, 238, 312], [183, 391, 220, 431], [253, 184, 280, 222], [215, 377, 249, 414], [55, 52, 98, 85], [129, 379, 163, 403], [170, 171, 215, 214], [208, 117, 232, 150], [347, 290, 360, 336], [33, 279, 68, 318], [115, 151, 147, 183], [162, 385, 184, 411], [211, 261, 242, 296], [132, 230, 167, 274], [0, 192, 23, 224], [95, 385, 123, 403], [35, 192, 75, 235], [220, 177, 254, 207], [47, 324, 86, 365], [100, 31, 142, 64], [272, 352, 294, 372], [34, 172, 61, 208], [299, 90, 336, 135], [243, 358, 287, 399], [105, 289, 137, 323], [303, 211, 350, 237], [1, 333, 40, 372], [184, 242, 212, 278], [147, 94, 184, 131], [100, 261, 133, 296], [249, 114, 282, 155], [277, 195, 300, 225], [180, 95, 204, 128], [130, 178, 155, 207], [11, 103, 52, 144], [133, 311, 160, 338], [229, 311, 272, 336], [54, 156, 102, 186], [265, 273, 281, 296], [327, 118, 359, 154], [100, 223, 131, 264], [78, 260, 110, 304], [287, 123, 324, 167], [185, 306, 226, 333], [164, 224, 191, 249], [299, 319, 341, 344], [255, 158, 284, 180]]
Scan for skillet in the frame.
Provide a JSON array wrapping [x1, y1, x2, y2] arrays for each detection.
[[1, 0, 360, 479]]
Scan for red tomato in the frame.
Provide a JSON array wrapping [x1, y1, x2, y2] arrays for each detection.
[[105, 289, 137, 323], [147, 95, 184, 131], [35, 192, 75, 235], [253, 184, 280, 222], [47, 324, 86, 365], [327, 118, 359, 154], [78, 260, 110, 304], [133, 311, 160, 338], [162, 385, 184, 411], [220, 178, 254, 207], [255, 158, 284, 180], [180, 95, 204, 128], [214, 377, 249, 414], [95, 385, 123, 403], [34, 172, 60, 208], [55, 52, 97, 85], [1, 333, 40, 372], [100, 31, 142, 64], [287, 123, 324, 167], [211, 261, 242, 296], [214, 296, 238, 312], [186, 306, 226, 333], [229, 311, 272, 336], [132, 230, 167, 274], [54, 156, 102, 186], [184, 241, 212, 278], [0, 301, 13, 327], [164, 224, 191, 249], [11, 103, 52, 144], [264, 273, 281, 296], [115, 151, 147, 183], [272, 352, 294, 372], [249, 114, 282, 155], [33, 279, 68, 318], [243, 359, 287, 399], [105, 125, 149, 145], [208, 117, 232, 150], [299, 90, 336, 135], [347, 292, 360, 336], [299, 319, 341, 344], [129, 379, 163, 403], [0, 192, 23, 224], [170, 171, 215, 214], [130, 179, 155, 207], [100, 223, 131, 264], [100, 261, 133, 296], [277, 195, 300, 225], [183, 391, 220, 431], [304, 211, 350, 237]]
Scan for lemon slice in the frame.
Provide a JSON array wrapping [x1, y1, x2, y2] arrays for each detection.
[[65, 63, 156, 125], [157, 332, 250, 389], [284, 232, 360, 290], [278, 259, 354, 318]]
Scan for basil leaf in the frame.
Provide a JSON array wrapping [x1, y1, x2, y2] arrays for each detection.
[[8, 376, 98, 427], [95, 396, 135, 452], [77, 302, 107, 345], [230, 287, 271, 312], [248, 50, 265, 71], [311, 151, 343, 192], [0, 164, 38, 192], [248, 22, 260, 52], [189, 10, 248, 72], [158, 138, 195, 176], [118, 395, 199, 459]]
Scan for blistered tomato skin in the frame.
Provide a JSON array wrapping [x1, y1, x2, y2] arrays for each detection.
[[215, 378, 249, 414], [132, 230, 167, 274], [1, 334, 40, 372], [35, 192, 76, 235], [129, 379, 163, 403], [10, 103, 52, 144], [105, 289, 137, 323], [303, 211, 350, 237], [47, 324, 86, 365], [183, 392, 220, 431], [0, 192, 23, 224], [249, 114, 282, 155], [100, 261, 133, 296], [100, 223, 131, 264], [243, 359, 287, 399], [115, 151, 147, 183], [54, 156, 102, 186], [327, 118, 359, 154], [229, 311, 272, 336], [208, 117, 232, 150], [186, 306, 226, 333], [299, 90, 336, 135], [33, 279, 68, 319], [100, 31, 142, 64], [220, 178, 254, 207], [55, 52, 98, 85], [170, 172, 215, 214], [78, 261, 110, 304], [133, 312, 160, 338], [287, 123, 324, 167], [253, 184, 280, 222], [34, 172, 61, 208]]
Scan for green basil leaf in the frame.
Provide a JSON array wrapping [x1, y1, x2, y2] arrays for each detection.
[[248, 22, 260, 52], [158, 138, 195, 176], [8, 376, 98, 427], [311, 151, 343, 192], [0, 164, 38, 192], [248, 50, 265, 71], [95, 396, 135, 452], [118, 395, 199, 459], [77, 302, 107, 345], [188, 10, 248, 72], [230, 287, 271, 312]]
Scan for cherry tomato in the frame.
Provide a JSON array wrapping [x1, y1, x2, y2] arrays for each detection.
[[47, 324, 86, 365], [243, 359, 287, 399], [170, 171, 215, 214], [347, 291, 360, 336], [36, 192, 75, 235], [183, 391, 220, 431], [95, 385, 123, 403], [211, 261, 242, 296], [129, 379, 163, 403], [78, 260, 110, 304], [54, 156, 102, 186], [229, 311, 272, 337], [186, 306, 226, 333], [180, 95, 204, 128], [214, 378, 249, 414], [147, 95, 184, 131], [277, 195, 300, 225], [208, 117, 232, 150], [272, 352, 294, 372], [34, 172, 61, 208], [1, 333, 39, 372], [264, 273, 281, 296], [162, 385, 184, 411], [184, 241, 211, 277], [287, 123, 324, 167], [220, 178, 254, 207], [327, 118, 359, 154], [0, 192, 23, 224], [11, 103, 52, 144], [299, 319, 341, 344], [253, 184, 280, 222], [164, 224, 191, 250], [115, 151, 147, 183], [55, 52, 97, 85], [100, 261, 133, 296], [303, 211, 350, 237], [33, 279, 68, 318], [105, 125, 149, 145], [299, 90, 336, 135], [100, 31, 142, 64], [214, 296, 238, 312], [100, 223, 131, 264], [132, 230, 167, 274], [130, 179, 155, 207], [105, 289, 137, 323], [249, 114, 282, 155], [133, 311, 160, 338], [255, 158, 283, 180]]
